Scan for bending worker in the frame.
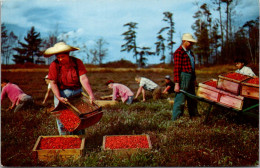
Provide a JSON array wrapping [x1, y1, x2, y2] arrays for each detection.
[[43, 42, 96, 135]]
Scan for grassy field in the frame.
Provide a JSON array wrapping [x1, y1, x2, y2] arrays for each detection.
[[1, 65, 259, 167]]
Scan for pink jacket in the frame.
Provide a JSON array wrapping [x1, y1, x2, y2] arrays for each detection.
[[1, 83, 25, 106], [112, 83, 134, 103]]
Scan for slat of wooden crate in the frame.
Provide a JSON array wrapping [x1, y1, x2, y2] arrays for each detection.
[[32, 135, 85, 162], [197, 86, 220, 102], [217, 78, 241, 95], [218, 93, 244, 110], [95, 100, 117, 106], [240, 84, 259, 100], [102, 134, 152, 156]]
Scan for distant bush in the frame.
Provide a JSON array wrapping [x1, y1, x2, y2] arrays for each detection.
[[100, 59, 137, 68], [1, 63, 49, 69], [147, 63, 172, 69]]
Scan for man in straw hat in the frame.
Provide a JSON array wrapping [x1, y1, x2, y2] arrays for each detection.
[[44, 42, 96, 135], [172, 33, 200, 121]]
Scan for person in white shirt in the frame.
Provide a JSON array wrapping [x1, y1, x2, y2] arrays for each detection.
[[42, 75, 52, 104], [134, 76, 161, 102], [234, 59, 256, 77]]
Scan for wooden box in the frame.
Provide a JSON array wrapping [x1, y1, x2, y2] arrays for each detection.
[[102, 134, 152, 156], [50, 92, 103, 132], [197, 79, 220, 102], [218, 90, 244, 110], [217, 72, 251, 95], [240, 78, 259, 100], [95, 100, 118, 106], [32, 135, 85, 162]]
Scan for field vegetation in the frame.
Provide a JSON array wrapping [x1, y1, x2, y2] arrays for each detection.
[[1, 64, 259, 167]]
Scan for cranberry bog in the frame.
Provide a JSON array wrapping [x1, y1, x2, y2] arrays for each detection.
[[1, 66, 259, 167]]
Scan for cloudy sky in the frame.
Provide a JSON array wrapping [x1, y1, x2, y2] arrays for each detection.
[[1, 0, 259, 64]]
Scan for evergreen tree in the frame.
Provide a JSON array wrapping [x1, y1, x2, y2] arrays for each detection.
[[137, 47, 154, 67], [121, 22, 138, 63], [158, 12, 175, 64], [13, 26, 42, 64], [155, 35, 166, 64], [192, 3, 212, 65]]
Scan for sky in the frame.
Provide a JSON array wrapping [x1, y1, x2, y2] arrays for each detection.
[[1, 0, 259, 64]]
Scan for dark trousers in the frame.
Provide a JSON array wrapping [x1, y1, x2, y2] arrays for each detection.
[[172, 72, 198, 120]]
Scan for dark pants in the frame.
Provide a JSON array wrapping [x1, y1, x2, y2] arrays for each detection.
[[172, 72, 198, 120]]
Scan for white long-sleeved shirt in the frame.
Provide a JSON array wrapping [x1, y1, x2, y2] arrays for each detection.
[[235, 66, 256, 77]]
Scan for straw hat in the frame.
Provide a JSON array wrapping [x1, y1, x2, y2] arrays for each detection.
[[43, 42, 80, 57], [182, 33, 197, 43]]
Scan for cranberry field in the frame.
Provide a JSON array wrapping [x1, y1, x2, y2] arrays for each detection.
[[1, 65, 259, 167]]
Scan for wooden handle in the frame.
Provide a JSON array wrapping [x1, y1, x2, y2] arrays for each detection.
[[100, 95, 112, 100], [65, 101, 82, 115], [81, 92, 100, 108]]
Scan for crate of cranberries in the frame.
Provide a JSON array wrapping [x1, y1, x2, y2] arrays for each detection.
[[217, 72, 252, 95], [32, 135, 85, 162], [240, 77, 259, 99], [197, 79, 221, 102], [102, 134, 152, 156]]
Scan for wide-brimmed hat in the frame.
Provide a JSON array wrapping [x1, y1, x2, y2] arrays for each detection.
[[182, 33, 197, 43], [43, 42, 80, 57]]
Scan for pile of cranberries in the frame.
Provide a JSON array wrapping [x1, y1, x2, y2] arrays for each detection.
[[105, 135, 150, 149], [38, 137, 82, 150]]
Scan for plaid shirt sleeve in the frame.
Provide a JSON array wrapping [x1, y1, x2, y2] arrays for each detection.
[[173, 46, 193, 83]]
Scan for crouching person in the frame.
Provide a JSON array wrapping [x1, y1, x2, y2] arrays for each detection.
[[106, 80, 134, 105], [134, 76, 161, 102], [1, 79, 33, 113]]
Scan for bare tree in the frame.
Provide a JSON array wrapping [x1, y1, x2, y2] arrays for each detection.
[[88, 38, 109, 65]]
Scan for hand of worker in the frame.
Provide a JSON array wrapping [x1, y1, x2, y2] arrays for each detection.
[[58, 97, 68, 104], [174, 83, 180, 92], [89, 96, 96, 105]]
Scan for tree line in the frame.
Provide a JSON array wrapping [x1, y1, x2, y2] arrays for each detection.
[[121, 0, 259, 67], [1, 0, 259, 66], [1, 25, 109, 65]]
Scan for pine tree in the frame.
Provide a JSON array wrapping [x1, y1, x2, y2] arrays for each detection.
[[121, 22, 138, 63], [13, 26, 42, 64], [158, 12, 175, 64], [155, 35, 166, 64]]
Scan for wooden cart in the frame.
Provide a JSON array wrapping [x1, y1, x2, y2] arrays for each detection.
[[180, 90, 259, 123]]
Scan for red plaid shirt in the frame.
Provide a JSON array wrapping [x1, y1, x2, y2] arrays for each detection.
[[173, 46, 195, 83]]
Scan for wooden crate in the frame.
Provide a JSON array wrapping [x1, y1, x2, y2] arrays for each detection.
[[218, 90, 244, 110], [197, 79, 220, 102], [217, 72, 251, 95], [95, 100, 117, 106], [240, 78, 259, 100], [32, 135, 85, 162], [102, 134, 152, 156]]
